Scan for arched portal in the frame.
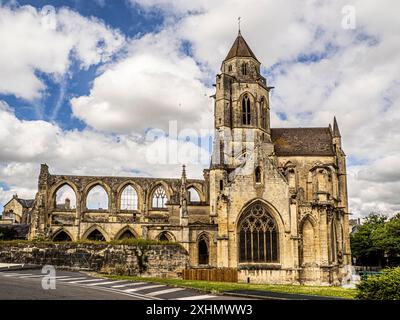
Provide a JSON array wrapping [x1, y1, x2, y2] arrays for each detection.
[[86, 229, 106, 241], [117, 229, 136, 240], [198, 234, 209, 265], [53, 230, 72, 242], [238, 202, 279, 263]]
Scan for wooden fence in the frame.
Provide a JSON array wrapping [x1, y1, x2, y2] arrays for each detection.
[[182, 268, 238, 283]]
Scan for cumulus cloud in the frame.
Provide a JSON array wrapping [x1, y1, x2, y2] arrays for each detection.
[[0, 4, 125, 100], [0, 101, 210, 209], [1, 0, 400, 218], [126, 0, 400, 218], [70, 30, 213, 133]]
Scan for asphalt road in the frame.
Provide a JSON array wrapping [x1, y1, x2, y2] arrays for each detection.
[[0, 269, 248, 300]]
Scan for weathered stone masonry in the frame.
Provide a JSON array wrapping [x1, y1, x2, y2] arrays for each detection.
[[27, 31, 352, 285], [0, 242, 188, 278]]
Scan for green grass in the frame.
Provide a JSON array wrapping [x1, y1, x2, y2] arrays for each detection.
[[102, 274, 357, 299]]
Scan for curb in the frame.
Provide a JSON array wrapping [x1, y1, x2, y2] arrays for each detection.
[[0, 264, 41, 271]]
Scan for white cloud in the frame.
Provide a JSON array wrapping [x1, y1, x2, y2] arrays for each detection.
[[126, 0, 400, 218], [70, 30, 213, 133], [0, 4, 125, 100], [2, 0, 400, 218], [0, 101, 210, 210]]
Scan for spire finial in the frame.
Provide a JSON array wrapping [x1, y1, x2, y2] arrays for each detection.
[[238, 17, 241, 35]]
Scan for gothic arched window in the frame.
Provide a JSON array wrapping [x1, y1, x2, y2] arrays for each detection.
[[86, 185, 108, 210], [242, 94, 251, 125], [188, 187, 200, 203], [152, 186, 167, 209], [120, 185, 138, 210], [55, 184, 76, 210], [241, 62, 248, 75], [238, 202, 279, 263]]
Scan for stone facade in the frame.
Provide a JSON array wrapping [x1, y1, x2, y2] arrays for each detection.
[[0, 242, 188, 278], [1, 195, 34, 224], [27, 31, 351, 285]]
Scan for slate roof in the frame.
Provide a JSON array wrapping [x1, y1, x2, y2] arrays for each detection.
[[271, 127, 335, 156], [16, 199, 35, 208], [224, 32, 259, 62]]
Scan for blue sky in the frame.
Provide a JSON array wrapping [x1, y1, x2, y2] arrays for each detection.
[[0, 0, 400, 217]]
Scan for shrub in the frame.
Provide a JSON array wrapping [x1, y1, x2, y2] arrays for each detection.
[[356, 267, 400, 300]]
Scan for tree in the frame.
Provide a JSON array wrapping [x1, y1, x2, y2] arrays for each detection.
[[351, 213, 400, 267], [350, 213, 387, 266], [374, 213, 400, 265]]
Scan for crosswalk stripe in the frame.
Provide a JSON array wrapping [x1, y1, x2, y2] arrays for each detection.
[[124, 284, 165, 293], [68, 279, 106, 284], [57, 277, 87, 281], [176, 295, 216, 300], [1, 273, 33, 277], [147, 287, 185, 297], [111, 282, 145, 288], [17, 275, 44, 278], [86, 280, 127, 286]]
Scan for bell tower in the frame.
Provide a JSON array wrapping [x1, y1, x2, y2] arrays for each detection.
[[212, 31, 272, 169]]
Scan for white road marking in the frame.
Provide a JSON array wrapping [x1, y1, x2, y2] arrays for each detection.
[[17, 275, 44, 278], [68, 278, 106, 284], [1, 273, 33, 277], [86, 280, 127, 286], [111, 282, 145, 288], [176, 295, 216, 300], [124, 284, 165, 293], [57, 277, 87, 281], [147, 287, 186, 297]]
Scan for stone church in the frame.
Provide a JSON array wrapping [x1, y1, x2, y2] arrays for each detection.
[[28, 31, 351, 285]]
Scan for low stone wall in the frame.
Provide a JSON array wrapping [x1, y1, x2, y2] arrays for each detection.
[[0, 242, 189, 278]]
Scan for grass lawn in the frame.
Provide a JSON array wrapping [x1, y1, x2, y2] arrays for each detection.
[[102, 274, 357, 299]]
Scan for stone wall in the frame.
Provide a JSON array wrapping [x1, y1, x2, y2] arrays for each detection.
[[0, 242, 189, 278]]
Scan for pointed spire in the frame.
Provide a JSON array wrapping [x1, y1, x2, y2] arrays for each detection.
[[224, 31, 259, 62], [333, 116, 341, 138]]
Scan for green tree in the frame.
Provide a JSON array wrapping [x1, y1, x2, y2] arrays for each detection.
[[374, 213, 400, 264], [350, 213, 387, 266]]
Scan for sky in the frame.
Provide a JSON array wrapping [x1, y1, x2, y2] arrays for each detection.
[[0, 0, 399, 218]]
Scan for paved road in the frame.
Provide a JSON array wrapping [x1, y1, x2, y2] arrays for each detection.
[[0, 269, 246, 300]]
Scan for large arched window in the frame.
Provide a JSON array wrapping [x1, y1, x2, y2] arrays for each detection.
[[55, 184, 76, 210], [86, 185, 108, 210], [188, 187, 200, 203], [238, 202, 279, 263], [120, 185, 138, 210], [242, 94, 251, 125], [152, 186, 167, 209]]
